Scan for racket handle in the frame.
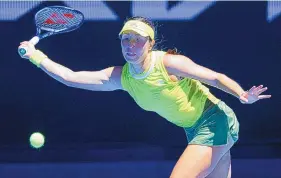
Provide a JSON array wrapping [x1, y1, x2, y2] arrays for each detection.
[[18, 47, 28, 56], [18, 36, 40, 57]]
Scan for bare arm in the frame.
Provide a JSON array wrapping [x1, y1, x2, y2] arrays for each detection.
[[18, 41, 123, 91], [40, 58, 123, 91], [163, 54, 245, 99]]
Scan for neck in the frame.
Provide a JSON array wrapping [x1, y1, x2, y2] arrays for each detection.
[[130, 52, 152, 74]]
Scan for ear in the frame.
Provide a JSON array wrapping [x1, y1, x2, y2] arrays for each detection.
[[149, 40, 155, 50]]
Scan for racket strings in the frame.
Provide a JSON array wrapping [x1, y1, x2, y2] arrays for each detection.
[[36, 7, 83, 32]]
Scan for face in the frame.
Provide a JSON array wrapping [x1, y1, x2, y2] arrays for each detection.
[[121, 31, 153, 64]]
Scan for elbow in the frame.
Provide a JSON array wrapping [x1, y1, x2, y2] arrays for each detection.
[[214, 73, 226, 87], [60, 71, 77, 87], [61, 71, 75, 83], [217, 73, 227, 80]]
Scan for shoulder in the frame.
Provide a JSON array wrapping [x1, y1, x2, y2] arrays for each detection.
[[101, 66, 124, 90], [101, 66, 123, 76], [153, 50, 167, 58], [152, 50, 192, 66], [163, 53, 193, 68]]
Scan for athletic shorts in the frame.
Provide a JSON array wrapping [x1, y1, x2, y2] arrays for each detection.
[[184, 100, 239, 146]]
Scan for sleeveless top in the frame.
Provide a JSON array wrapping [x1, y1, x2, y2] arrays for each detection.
[[121, 51, 220, 127]]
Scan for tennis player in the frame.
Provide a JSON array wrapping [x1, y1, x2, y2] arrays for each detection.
[[18, 16, 271, 178]]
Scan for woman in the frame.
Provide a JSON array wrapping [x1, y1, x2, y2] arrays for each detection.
[[18, 16, 271, 178]]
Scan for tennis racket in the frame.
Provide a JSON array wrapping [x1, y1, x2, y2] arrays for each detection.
[[18, 6, 84, 57]]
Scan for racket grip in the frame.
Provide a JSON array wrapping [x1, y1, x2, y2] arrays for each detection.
[[18, 36, 40, 57], [18, 47, 28, 56], [30, 36, 40, 45]]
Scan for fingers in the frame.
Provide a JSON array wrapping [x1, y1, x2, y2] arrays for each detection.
[[20, 41, 31, 46], [250, 85, 262, 92], [256, 85, 263, 90], [258, 95, 271, 99], [245, 85, 271, 104], [252, 85, 270, 96], [18, 41, 36, 59], [18, 41, 36, 49], [19, 41, 36, 48], [249, 85, 269, 95], [19, 42, 29, 49], [252, 85, 263, 95], [248, 86, 256, 92], [256, 87, 268, 95], [20, 41, 28, 44]]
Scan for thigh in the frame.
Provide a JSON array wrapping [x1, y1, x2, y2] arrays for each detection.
[[170, 137, 234, 178], [206, 151, 231, 178]]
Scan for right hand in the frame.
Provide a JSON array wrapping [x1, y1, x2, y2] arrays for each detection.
[[18, 41, 36, 59]]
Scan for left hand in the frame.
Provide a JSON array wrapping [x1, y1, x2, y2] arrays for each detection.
[[239, 85, 271, 104]]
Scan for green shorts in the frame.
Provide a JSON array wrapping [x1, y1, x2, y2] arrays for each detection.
[[184, 101, 239, 146]]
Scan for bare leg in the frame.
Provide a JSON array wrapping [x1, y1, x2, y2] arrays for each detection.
[[206, 150, 231, 178], [170, 137, 234, 178]]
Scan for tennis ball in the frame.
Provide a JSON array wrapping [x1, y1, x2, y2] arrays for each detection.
[[29, 132, 45, 149]]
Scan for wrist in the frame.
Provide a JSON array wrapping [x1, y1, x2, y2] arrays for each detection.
[[29, 50, 48, 67], [239, 91, 247, 97], [239, 91, 248, 103]]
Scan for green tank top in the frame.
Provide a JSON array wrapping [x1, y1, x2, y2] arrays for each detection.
[[121, 51, 220, 127]]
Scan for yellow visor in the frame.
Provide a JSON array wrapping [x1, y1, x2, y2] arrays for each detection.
[[119, 20, 154, 40]]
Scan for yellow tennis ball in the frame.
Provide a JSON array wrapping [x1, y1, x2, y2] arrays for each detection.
[[29, 132, 45, 149]]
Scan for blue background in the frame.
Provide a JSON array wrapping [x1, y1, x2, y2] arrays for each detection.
[[0, 1, 280, 164]]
